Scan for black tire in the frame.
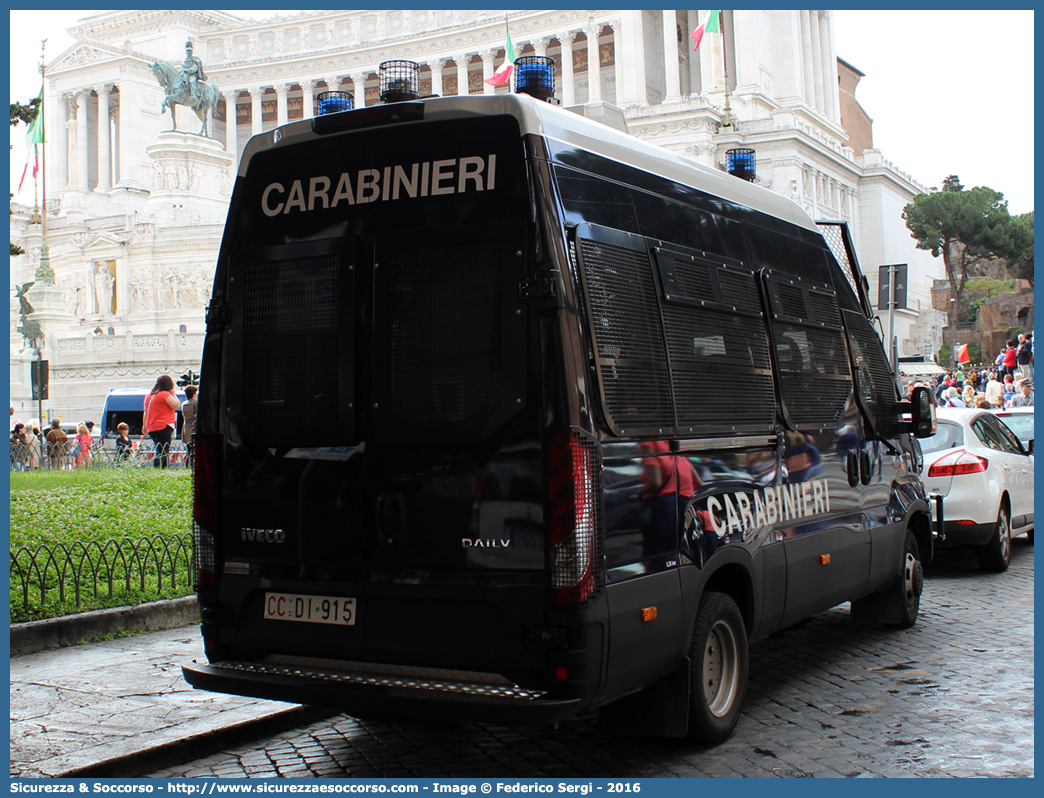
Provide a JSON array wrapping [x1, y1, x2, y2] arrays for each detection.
[[978, 503, 1012, 573], [687, 592, 748, 744], [891, 530, 923, 629], [1027, 527, 1034, 545]]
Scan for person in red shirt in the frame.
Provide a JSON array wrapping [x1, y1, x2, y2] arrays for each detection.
[[640, 440, 701, 556], [1003, 339, 1019, 379], [143, 375, 180, 468]]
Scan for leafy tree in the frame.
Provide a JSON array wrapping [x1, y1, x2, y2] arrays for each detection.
[[1009, 211, 1034, 286], [10, 96, 40, 128], [903, 176, 1025, 367]]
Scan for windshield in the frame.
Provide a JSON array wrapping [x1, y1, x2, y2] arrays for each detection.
[[919, 421, 964, 454]]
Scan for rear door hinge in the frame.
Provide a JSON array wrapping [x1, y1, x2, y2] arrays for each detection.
[[519, 270, 560, 303], [206, 300, 232, 329]]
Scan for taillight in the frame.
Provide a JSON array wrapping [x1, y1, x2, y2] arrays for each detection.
[[193, 435, 218, 588], [927, 449, 989, 477], [548, 430, 603, 608]]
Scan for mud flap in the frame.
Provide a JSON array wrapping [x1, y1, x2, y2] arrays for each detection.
[[598, 657, 691, 738]]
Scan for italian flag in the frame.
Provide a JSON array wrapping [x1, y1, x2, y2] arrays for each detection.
[[18, 89, 44, 192], [485, 27, 515, 87], [690, 10, 720, 51]]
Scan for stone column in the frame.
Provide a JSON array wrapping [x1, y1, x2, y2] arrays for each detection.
[[456, 56, 469, 96], [95, 85, 111, 191], [534, 37, 549, 57], [560, 32, 576, 106], [809, 11, 825, 113], [820, 11, 839, 122], [800, 10, 815, 104], [249, 88, 264, 136], [429, 59, 444, 97], [616, 11, 647, 106], [662, 11, 681, 102], [275, 84, 289, 126], [685, 12, 701, 94], [481, 50, 495, 94], [54, 92, 69, 192], [76, 90, 90, 190], [302, 79, 315, 119], [608, 21, 623, 103], [586, 24, 603, 102], [346, 75, 365, 108], [116, 83, 142, 189], [109, 100, 120, 185], [223, 91, 238, 156]]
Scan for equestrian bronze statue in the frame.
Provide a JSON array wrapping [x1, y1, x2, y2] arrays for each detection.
[[151, 40, 219, 137]]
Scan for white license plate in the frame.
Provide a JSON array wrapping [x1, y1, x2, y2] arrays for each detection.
[[263, 592, 357, 626]]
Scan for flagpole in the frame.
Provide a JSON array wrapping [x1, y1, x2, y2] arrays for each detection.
[[719, 11, 735, 129], [37, 38, 54, 284]]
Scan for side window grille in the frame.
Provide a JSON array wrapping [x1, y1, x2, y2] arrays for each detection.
[[577, 228, 674, 435], [242, 254, 341, 444], [843, 309, 902, 440], [653, 246, 775, 435], [765, 275, 852, 430], [777, 283, 809, 320]]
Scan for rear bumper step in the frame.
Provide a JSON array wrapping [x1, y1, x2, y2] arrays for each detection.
[[182, 660, 583, 725]]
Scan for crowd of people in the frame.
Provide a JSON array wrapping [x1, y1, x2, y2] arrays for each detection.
[[903, 333, 1034, 410], [10, 375, 198, 471]]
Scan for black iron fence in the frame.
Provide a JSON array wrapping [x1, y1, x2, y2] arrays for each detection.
[[9, 439, 190, 471], [10, 533, 195, 622]]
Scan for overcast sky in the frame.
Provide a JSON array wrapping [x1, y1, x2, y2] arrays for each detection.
[[8, 8, 1035, 215]]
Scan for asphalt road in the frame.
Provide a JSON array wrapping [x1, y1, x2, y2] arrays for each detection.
[[145, 538, 1034, 779]]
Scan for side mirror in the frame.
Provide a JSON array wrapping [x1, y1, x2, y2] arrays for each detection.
[[1028, 439, 1034, 455], [906, 386, 937, 438]]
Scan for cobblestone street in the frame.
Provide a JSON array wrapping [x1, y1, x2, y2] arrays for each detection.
[[148, 540, 1034, 779]]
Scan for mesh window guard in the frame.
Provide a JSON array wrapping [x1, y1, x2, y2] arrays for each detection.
[[765, 275, 852, 430], [576, 226, 675, 436]]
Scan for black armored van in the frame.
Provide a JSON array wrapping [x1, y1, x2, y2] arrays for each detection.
[[184, 61, 937, 743]]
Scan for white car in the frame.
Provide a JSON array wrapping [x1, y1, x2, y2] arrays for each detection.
[[919, 407, 1034, 571]]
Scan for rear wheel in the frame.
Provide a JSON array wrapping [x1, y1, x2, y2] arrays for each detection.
[[687, 592, 748, 744], [978, 503, 1011, 572]]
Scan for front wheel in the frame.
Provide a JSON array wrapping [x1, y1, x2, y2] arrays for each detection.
[[978, 504, 1011, 573], [687, 592, 748, 744], [892, 530, 923, 628]]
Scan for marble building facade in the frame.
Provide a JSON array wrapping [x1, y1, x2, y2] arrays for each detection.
[[10, 9, 945, 423]]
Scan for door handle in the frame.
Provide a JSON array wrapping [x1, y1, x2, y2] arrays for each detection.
[[846, 451, 859, 487], [376, 491, 406, 546]]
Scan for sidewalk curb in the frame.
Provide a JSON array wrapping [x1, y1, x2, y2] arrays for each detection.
[[10, 596, 200, 657], [56, 705, 337, 778]]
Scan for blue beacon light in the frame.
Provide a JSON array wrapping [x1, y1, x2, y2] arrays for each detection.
[[315, 91, 354, 116], [514, 56, 556, 101]]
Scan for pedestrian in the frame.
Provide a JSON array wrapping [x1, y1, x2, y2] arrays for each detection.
[[943, 387, 966, 408], [143, 375, 180, 468], [23, 420, 41, 469], [1017, 333, 1033, 381], [10, 423, 27, 471], [74, 422, 94, 469], [114, 422, 133, 463], [1010, 381, 1034, 407], [1002, 379, 1016, 408], [45, 419, 68, 469], [1002, 339, 1018, 379], [985, 372, 1004, 408], [181, 385, 198, 468]]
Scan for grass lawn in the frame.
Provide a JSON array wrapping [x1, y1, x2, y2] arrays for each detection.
[[10, 468, 194, 622]]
